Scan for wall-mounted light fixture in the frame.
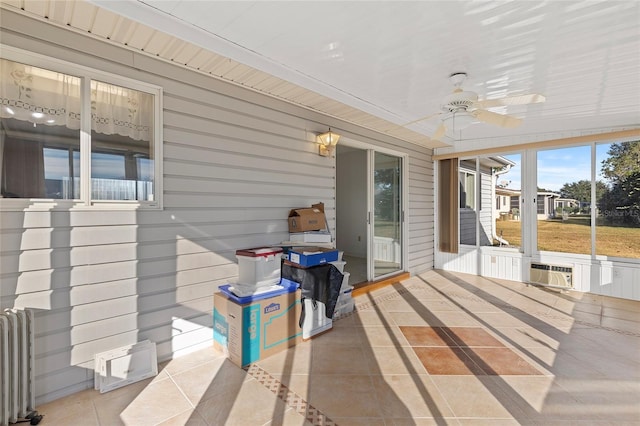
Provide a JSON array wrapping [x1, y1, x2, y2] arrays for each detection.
[[316, 129, 340, 157]]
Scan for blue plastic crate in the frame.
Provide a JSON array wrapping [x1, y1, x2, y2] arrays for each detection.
[[218, 279, 299, 304]]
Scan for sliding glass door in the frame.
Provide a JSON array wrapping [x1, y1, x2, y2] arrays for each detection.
[[371, 151, 403, 279]]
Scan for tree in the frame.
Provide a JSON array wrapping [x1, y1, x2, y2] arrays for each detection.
[[374, 167, 400, 221], [560, 180, 608, 203], [599, 172, 640, 226], [601, 141, 640, 182], [598, 141, 640, 226]]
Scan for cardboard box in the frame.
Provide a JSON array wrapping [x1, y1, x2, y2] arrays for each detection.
[[213, 290, 302, 367], [288, 247, 339, 267], [288, 203, 327, 232]]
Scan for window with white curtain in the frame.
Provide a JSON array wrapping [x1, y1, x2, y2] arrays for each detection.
[[0, 52, 162, 207]]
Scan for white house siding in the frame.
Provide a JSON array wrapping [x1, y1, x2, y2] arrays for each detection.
[[459, 209, 477, 245], [478, 171, 494, 246], [0, 11, 433, 404], [407, 156, 434, 272]]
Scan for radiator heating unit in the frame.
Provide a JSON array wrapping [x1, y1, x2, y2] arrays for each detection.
[[1, 309, 40, 426]]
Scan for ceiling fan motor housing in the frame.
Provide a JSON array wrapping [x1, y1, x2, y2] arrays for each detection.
[[441, 90, 478, 113]]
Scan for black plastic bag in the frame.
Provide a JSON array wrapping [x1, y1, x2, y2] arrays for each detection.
[[281, 263, 344, 324]]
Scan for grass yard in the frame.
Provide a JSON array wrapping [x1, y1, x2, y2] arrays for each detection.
[[494, 219, 640, 258]]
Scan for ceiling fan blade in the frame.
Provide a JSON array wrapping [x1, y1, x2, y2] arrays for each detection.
[[474, 109, 522, 128], [433, 122, 446, 139], [475, 93, 546, 109]]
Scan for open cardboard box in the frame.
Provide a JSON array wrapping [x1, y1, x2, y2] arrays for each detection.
[[288, 202, 326, 233]]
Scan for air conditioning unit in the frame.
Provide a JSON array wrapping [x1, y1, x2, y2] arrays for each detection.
[[529, 263, 573, 289]]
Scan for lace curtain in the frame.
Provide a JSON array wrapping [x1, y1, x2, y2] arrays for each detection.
[[0, 58, 152, 142]]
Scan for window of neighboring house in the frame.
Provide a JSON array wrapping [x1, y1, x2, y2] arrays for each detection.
[[0, 52, 162, 208], [536, 195, 546, 215], [510, 196, 519, 211]]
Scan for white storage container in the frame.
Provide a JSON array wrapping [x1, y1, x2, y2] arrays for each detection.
[[340, 272, 350, 289], [335, 285, 353, 307], [333, 298, 355, 318], [338, 284, 353, 298], [329, 260, 346, 273], [236, 247, 283, 287], [301, 299, 332, 339]]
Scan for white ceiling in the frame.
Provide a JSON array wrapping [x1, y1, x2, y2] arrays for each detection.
[[6, 0, 640, 150]]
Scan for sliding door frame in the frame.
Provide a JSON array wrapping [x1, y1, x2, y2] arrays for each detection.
[[338, 138, 408, 282]]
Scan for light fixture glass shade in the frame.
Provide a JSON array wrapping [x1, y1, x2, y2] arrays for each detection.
[[316, 129, 340, 156], [317, 130, 340, 147], [442, 111, 475, 132]]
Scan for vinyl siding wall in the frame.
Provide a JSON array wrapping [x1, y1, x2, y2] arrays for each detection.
[[478, 171, 494, 246], [0, 12, 434, 404], [458, 164, 493, 246]]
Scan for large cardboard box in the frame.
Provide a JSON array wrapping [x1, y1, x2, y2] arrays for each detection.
[[213, 290, 302, 367], [288, 203, 326, 232]]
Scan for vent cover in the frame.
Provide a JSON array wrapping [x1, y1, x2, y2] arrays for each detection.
[[94, 340, 158, 393], [530, 263, 573, 289]]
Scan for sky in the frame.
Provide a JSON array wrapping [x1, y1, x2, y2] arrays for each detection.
[[500, 143, 614, 193]]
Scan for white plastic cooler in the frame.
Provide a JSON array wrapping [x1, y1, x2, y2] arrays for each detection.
[[235, 247, 283, 287]]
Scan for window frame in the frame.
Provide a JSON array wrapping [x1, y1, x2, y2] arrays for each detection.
[[0, 46, 163, 210], [436, 138, 639, 263], [459, 169, 476, 211]]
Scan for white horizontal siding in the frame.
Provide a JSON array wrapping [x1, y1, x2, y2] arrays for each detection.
[[478, 171, 494, 246], [404, 146, 434, 274], [0, 11, 434, 405]]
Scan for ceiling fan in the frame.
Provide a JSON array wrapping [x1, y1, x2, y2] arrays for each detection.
[[407, 72, 546, 140]]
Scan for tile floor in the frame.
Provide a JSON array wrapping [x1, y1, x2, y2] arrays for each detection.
[[37, 270, 640, 425]]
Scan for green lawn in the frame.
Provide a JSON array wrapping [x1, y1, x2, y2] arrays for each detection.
[[495, 219, 640, 258]]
